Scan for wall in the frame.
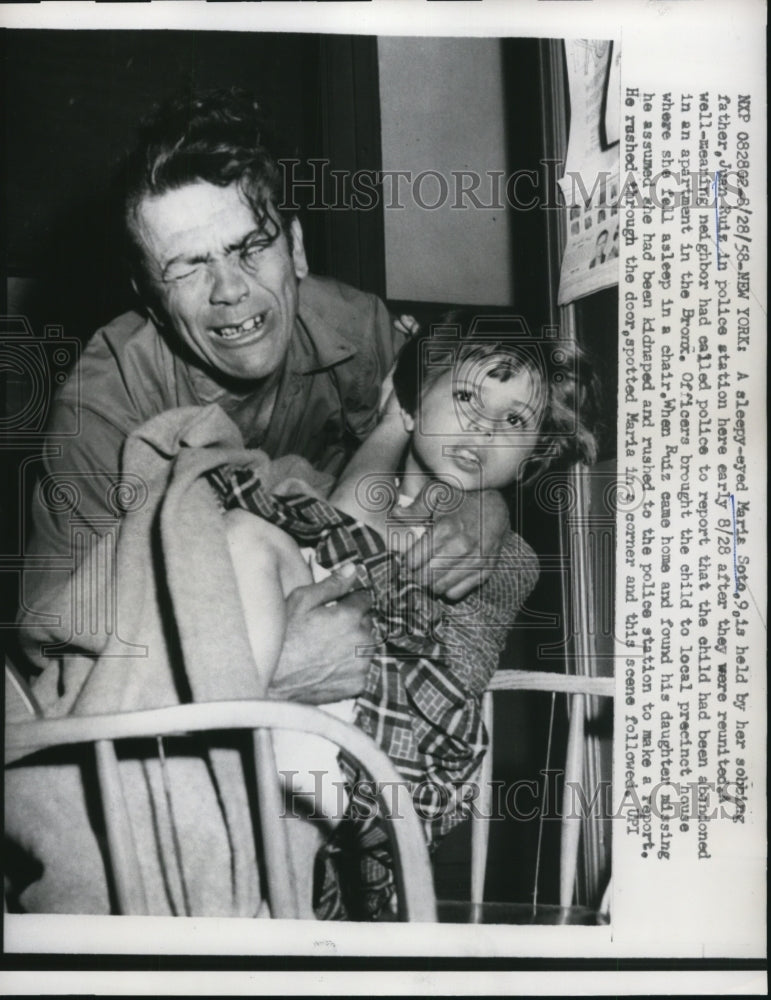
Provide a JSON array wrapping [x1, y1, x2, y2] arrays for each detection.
[[378, 36, 514, 306]]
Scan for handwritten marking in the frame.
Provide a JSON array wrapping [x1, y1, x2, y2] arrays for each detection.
[[745, 585, 767, 632], [712, 171, 721, 268], [730, 492, 739, 594]]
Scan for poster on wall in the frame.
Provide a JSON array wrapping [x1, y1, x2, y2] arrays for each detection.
[[557, 39, 621, 304]]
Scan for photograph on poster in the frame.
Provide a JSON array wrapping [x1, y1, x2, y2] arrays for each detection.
[[0, 0, 766, 974]]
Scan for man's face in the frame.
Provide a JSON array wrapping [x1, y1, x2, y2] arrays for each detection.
[[133, 181, 308, 382]]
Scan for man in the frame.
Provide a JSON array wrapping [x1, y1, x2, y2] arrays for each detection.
[[7, 88, 521, 917], [17, 88, 510, 709]]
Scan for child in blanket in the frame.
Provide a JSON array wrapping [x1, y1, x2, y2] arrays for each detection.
[[219, 311, 598, 917]]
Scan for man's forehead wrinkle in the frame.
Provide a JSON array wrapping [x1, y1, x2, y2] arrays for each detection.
[[154, 226, 254, 277], [137, 183, 258, 253]]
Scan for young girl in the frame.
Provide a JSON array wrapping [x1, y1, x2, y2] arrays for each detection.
[[216, 311, 598, 917]]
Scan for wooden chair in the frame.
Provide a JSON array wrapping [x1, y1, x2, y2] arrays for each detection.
[[5, 698, 437, 921], [469, 669, 614, 918]]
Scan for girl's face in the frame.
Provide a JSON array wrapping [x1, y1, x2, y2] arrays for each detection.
[[404, 356, 545, 491]]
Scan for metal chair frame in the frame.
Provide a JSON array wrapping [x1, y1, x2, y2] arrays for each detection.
[[470, 669, 614, 913], [6, 699, 438, 921]]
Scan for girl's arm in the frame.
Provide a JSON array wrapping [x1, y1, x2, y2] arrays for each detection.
[[329, 403, 409, 537]]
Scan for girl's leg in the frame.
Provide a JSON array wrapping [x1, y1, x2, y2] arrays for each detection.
[[223, 508, 342, 917], [224, 509, 311, 692]]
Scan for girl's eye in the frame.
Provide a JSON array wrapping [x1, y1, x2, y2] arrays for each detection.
[[507, 412, 525, 428], [453, 389, 473, 403]]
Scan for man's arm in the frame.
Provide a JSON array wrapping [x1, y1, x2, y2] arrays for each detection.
[[331, 400, 511, 600], [26, 401, 129, 553], [17, 403, 131, 672], [396, 486, 511, 601]]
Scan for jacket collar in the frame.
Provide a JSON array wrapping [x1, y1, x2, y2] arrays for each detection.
[[293, 275, 358, 374]]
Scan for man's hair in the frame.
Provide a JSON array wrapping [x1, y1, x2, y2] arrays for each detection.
[[122, 88, 292, 279], [392, 310, 600, 483]]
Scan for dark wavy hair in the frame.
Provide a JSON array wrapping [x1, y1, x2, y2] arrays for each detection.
[[392, 310, 600, 484], [122, 88, 292, 280]]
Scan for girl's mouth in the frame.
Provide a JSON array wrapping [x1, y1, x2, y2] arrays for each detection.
[[448, 446, 482, 472]]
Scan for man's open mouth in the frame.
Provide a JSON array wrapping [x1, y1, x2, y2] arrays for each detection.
[[214, 312, 268, 340]]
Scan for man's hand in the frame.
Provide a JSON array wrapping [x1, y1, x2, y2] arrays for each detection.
[[267, 568, 374, 703], [392, 486, 510, 601]]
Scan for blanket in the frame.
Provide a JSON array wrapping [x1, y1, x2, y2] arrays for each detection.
[[210, 467, 538, 918], [6, 405, 333, 915]]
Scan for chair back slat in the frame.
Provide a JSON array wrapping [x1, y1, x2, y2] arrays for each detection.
[[470, 691, 494, 905], [252, 728, 300, 919], [94, 739, 148, 915], [559, 693, 586, 908]]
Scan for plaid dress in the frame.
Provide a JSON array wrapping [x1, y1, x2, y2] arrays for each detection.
[[210, 465, 539, 918]]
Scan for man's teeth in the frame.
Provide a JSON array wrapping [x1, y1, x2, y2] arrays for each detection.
[[217, 314, 265, 339]]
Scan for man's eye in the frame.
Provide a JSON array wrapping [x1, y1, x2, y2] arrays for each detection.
[[241, 240, 268, 261], [164, 264, 203, 284], [453, 389, 473, 403]]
